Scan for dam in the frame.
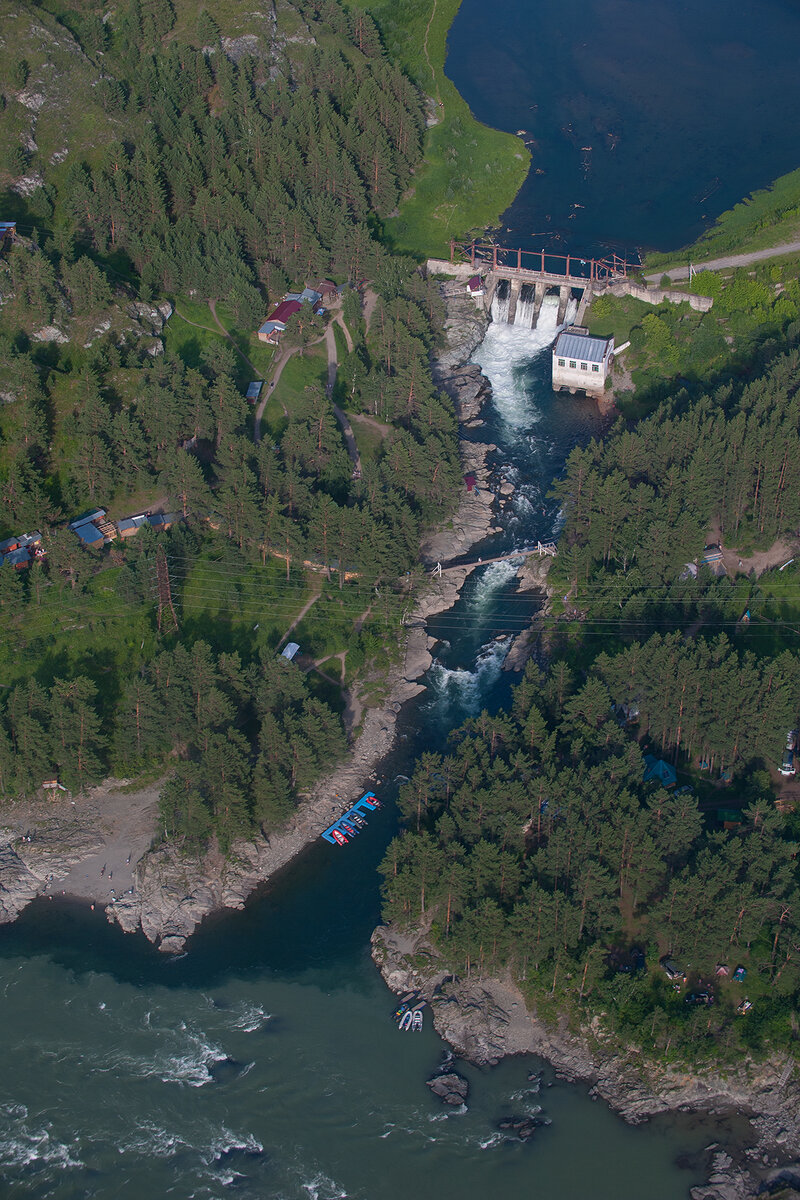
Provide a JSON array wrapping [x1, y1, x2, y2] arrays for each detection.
[[429, 240, 631, 329], [427, 240, 710, 331]]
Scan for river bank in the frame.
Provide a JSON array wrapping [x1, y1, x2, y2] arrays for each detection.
[[0, 282, 501, 952], [371, 924, 800, 1200]]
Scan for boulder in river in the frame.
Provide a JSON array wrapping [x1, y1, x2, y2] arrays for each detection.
[[426, 1071, 469, 1106], [498, 1114, 548, 1141]]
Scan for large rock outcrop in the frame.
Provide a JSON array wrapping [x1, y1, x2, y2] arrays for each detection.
[[372, 923, 800, 1197]]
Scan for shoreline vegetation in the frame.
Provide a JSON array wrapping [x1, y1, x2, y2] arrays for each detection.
[[644, 167, 800, 273], [0, 0, 486, 932], [0, 0, 530, 942], [348, 0, 530, 257], [0, 276, 499, 949]]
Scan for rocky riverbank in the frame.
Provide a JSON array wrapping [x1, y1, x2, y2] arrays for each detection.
[[0, 280, 503, 953], [110, 281, 500, 951], [371, 924, 800, 1200]]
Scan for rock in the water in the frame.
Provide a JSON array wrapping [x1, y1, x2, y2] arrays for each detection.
[[426, 1071, 469, 1106], [498, 1115, 546, 1141]]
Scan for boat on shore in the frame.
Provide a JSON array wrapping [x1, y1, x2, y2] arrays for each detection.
[[394, 995, 426, 1029]]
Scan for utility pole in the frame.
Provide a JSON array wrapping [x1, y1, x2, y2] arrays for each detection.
[[155, 545, 178, 634]]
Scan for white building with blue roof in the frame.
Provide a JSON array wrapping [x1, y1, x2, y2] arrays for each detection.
[[552, 325, 614, 396]]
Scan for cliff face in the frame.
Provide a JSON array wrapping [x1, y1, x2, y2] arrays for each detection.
[[371, 924, 800, 1198]]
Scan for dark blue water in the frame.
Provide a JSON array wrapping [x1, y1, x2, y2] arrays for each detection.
[[447, 0, 800, 256]]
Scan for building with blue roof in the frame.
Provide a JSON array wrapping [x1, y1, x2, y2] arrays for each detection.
[[72, 521, 104, 546], [2, 547, 31, 568], [643, 754, 677, 788]]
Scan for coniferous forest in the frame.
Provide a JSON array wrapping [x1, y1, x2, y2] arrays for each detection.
[[0, 0, 460, 841], [382, 634, 800, 1058], [382, 331, 800, 1055], [5, 0, 800, 1065]]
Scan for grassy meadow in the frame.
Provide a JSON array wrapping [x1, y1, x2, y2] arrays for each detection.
[[349, 0, 529, 257]]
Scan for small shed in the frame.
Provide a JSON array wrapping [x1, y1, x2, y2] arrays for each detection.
[[553, 327, 614, 397], [69, 508, 106, 530], [246, 381, 263, 403], [118, 514, 148, 538], [257, 320, 282, 343], [464, 473, 477, 492], [147, 512, 178, 531], [3, 547, 30, 569], [281, 642, 300, 661], [467, 274, 485, 296], [315, 280, 338, 299]]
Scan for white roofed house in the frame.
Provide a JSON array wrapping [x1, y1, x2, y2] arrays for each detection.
[[552, 326, 614, 397]]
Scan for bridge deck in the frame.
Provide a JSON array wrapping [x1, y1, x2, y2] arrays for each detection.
[[452, 240, 631, 283], [488, 266, 591, 289], [433, 543, 557, 575]]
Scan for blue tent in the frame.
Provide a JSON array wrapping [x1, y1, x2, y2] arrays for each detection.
[[643, 754, 677, 788]]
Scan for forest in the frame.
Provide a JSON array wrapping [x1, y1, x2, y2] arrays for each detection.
[[549, 340, 800, 615], [381, 637, 800, 1057], [0, 0, 462, 841], [380, 259, 800, 1056]]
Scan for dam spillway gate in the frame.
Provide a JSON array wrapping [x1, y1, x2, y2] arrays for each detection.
[[449, 240, 633, 329]]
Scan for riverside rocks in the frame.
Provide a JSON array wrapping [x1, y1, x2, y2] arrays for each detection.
[[0, 278, 501, 957], [0, 823, 104, 921], [426, 1072, 469, 1106], [497, 1115, 546, 1141], [372, 924, 800, 1199]]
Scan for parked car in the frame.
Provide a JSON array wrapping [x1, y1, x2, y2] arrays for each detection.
[[787, 729, 798, 751], [780, 750, 796, 777]]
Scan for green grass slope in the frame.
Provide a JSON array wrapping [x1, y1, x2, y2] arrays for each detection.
[[349, 0, 529, 257]]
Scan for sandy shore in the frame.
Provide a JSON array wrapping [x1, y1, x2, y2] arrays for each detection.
[[56, 779, 161, 903], [0, 778, 161, 919]]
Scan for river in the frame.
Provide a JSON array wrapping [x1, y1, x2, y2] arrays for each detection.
[[3, 2, 799, 1195], [0, 301, 729, 1200]]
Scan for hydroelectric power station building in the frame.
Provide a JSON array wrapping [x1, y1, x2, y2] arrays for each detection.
[[552, 326, 614, 396]]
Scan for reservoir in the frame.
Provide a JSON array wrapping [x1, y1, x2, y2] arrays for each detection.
[[3, 0, 799, 1194], [446, 0, 800, 257]]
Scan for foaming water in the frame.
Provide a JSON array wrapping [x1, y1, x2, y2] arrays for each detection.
[[426, 637, 511, 719], [472, 303, 559, 431], [470, 559, 519, 607], [0, 1105, 83, 1172]]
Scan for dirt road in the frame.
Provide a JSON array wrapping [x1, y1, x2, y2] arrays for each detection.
[[646, 240, 800, 282]]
